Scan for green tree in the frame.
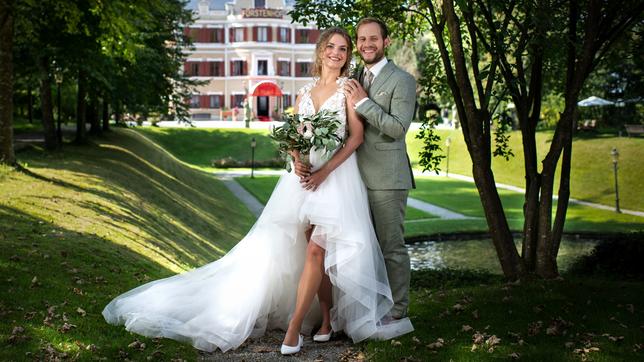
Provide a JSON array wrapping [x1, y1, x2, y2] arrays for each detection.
[[0, 0, 15, 163], [291, 0, 643, 279]]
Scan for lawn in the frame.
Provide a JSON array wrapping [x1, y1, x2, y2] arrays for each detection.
[[406, 129, 644, 212], [235, 175, 643, 237], [0, 129, 255, 360], [2, 126, 642, 361], [235, 175, 436, 222], [364, 269, 644, 361]]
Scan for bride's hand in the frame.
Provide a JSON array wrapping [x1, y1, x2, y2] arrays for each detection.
[[290, 151, 311, 179], [300, 167, 330, 192]]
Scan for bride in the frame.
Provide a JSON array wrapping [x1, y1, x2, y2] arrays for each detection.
[[102, 27, 413, 355]]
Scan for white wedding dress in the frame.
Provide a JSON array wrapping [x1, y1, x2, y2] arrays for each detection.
[[102, 77, 413, 352]]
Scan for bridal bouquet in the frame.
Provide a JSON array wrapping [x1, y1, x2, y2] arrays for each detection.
[[270, 109, 343, 171]]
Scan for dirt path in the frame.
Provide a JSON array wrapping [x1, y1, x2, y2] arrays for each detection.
[[198, 330, 364, 361]]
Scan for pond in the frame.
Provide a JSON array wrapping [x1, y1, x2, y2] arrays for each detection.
[[407, 238, 598, 273]]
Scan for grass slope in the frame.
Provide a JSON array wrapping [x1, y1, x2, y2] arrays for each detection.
[[0, 129, 254, 360]]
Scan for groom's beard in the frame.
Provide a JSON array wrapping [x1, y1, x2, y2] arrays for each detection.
[[361, 48, 386, 65]]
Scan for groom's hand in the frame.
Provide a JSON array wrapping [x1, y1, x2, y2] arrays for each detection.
[[344, 79, 368, 109]]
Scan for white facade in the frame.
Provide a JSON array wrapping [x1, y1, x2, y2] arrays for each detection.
[[184, 0, 318, 121]]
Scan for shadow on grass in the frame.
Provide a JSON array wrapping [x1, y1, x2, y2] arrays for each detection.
[[0, 206, 196, 361], [14, 130, 254, 268]]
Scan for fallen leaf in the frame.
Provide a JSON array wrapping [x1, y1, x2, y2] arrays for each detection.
[[462, 325, 473, 332], [391, 339, 402, 347], [508, 352, 520, 359], [76, 307, 86, 317], [472, 310, 480, 320], [58, 323, 76, 333], [452, 303, 465, 312]]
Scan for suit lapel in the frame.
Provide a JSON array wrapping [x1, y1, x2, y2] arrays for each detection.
[[369, 61, 395, 96]]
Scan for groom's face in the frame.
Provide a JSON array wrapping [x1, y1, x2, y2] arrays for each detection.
[[356, 22, 390, 65]]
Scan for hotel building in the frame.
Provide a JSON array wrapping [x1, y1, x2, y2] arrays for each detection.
[[184, 0, 319, 121]]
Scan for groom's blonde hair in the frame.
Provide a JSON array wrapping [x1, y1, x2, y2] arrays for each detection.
[[311, 27, 353, 78]]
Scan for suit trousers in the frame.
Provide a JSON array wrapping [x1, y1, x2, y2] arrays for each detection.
[[367, 189, 410, 318]]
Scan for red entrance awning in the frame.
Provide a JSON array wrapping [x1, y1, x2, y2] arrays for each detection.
[[251, 82, 283, 97]]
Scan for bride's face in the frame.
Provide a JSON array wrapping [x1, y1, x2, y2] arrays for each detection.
[[320, 34, 349, 72]]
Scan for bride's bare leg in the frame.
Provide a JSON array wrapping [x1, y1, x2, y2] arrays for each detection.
[[317, 274, 332, 335], [283, 227, 325, 346]]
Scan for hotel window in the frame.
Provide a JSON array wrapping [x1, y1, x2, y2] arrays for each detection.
[[277, 61, 290, 76], [296, 62, 311, 77], [209, 29, 223, 43], [209, 95, 222, 109], [256, 27, 268, 42], [209, 62, 223, 76], [296, 29, 310, 44], [278, 27, 290, 43], [232, 94, 245, 108], [233, 27, 245, 42], [190, 95, 200, 108], [189, 62, 199, 76], [257, 60, 268, 76], [283, 94, 292, 109], [231, 60, 246, 76], [255, 0, 266, 8]]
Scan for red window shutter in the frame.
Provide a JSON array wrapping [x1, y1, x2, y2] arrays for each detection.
[[219, 95, 224, 108], [230, 95, 234, 107], [287, 29, 291, 43], [219, 62, 224, 76], [218, 29, 224, 43], [253, 26, 258, 41], [198, 95, 207, 108], [183, 62, 190, 75], [244, 27, 248, 41], [268, 27, 273, 42], [230, 61, 233, 75], [229, 28, 234, 43], [199, 62, 207, 76], [310, 30, 320, 43], [295, 64, 300, 77], [183, 27, 190, 37], [243, 61, 248, 75]]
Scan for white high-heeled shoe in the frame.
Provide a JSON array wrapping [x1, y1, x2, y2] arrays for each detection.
[[280, 334, 303, 355], [313, 330, 332, 342]]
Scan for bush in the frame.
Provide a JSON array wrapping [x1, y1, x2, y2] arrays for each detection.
[[566, 233, 644, 279]]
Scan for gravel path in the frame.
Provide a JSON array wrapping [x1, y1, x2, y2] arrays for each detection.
[[198, 330, 363, 361]]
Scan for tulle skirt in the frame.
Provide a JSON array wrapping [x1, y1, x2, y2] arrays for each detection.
[[102, 150, 413, 352]]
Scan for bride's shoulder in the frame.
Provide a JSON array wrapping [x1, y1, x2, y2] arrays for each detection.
[[297, 78, 318, 96]]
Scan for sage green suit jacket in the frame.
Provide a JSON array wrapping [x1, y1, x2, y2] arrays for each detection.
[[355, 61, 416, 190]]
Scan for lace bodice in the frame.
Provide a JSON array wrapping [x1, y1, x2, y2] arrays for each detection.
[[297, 77, 348, 140]]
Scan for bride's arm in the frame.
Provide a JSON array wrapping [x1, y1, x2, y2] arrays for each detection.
[[301, 99, 364, 191]]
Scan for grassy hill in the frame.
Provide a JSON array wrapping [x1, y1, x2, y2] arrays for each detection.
[[0, 129, 255, 360]]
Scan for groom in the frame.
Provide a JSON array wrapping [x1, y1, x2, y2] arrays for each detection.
[[344, 17, 416, 320]]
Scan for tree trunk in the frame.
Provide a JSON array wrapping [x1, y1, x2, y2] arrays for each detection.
[[39, 57, 58, 150], [113, 100, 122, 126], [75, 69, 87, 143], [0, 0, 15, 164], [27, 86, 33, 123], [102, 96, 109, 131], [88, 88, 100, 135]]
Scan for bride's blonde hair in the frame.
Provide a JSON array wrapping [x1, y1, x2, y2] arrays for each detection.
[[311, 27, 353, 78]]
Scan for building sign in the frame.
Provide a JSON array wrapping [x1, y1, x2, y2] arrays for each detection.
[[241, 8, 284, 18]]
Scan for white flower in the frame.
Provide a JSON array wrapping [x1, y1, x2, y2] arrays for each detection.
[[303, 130, 314, 139]]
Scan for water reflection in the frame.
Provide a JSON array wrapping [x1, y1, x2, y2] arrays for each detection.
[[407, 239, 598, 273]]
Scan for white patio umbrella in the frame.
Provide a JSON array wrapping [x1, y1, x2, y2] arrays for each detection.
[[577, 96, 615, 107]]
